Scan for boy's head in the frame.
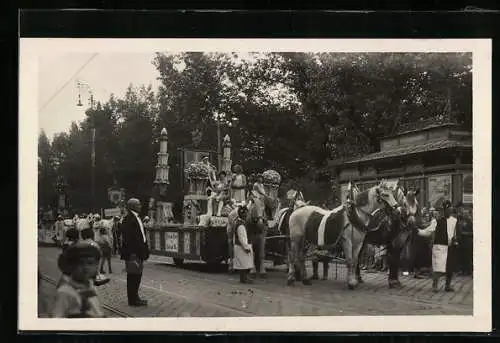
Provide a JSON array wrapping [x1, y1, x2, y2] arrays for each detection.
[[81, 227, 95, 240], [66, 228, 79, 242], [59, 242, 101, 282]]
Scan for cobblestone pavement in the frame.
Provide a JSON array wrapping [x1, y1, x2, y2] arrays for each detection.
[[38, 247, 473, 317]]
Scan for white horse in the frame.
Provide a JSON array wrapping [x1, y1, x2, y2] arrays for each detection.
[[287, 183, 402, 289]]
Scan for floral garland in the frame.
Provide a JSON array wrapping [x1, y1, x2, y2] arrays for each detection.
[[184, 162, 210, 179], [262, 169, 281, 186]]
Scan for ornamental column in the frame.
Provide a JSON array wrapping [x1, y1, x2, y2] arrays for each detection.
[[222, 134, 232, 174], [153, 128, 174, 226]]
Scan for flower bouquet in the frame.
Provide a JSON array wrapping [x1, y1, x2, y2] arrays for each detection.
[[262, 169, 281, 186], [184, 162, 210, 180]]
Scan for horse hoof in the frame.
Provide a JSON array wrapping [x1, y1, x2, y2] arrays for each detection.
[[389, 281, 403, 289], [302, 279, 312, 286], [312, 275, 319, 280], [287, 279, 295, 286], [347, 284, 356, 290], [259, 274, 267, 279], [357, 278, 364, 284]]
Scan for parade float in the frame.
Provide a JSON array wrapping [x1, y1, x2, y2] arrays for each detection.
[[146, 128, 286, 267], [146, 129, 232, 266]]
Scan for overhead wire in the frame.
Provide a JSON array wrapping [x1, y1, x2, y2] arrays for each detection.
[[39, 53, 99, 112]]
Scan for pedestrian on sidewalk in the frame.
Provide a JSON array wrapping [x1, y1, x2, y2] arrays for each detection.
[[97, 227, 113, 274], [121, 198, 150, 307], [232, 205, 254, 284], [81, 227, 110, 286], [417, 200, 459, 292], [52, 241, 105, 318], [112, 216, 122, 255], [226, 206, 239, 274]]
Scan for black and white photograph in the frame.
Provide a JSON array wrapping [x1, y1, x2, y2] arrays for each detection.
[[20, 38, 491, 332]]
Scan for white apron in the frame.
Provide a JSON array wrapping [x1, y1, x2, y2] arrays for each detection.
[[232, 225, 254, 270], [432, 244, 448, 273]]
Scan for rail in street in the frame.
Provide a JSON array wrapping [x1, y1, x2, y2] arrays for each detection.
[[38, 247, 473, 318]]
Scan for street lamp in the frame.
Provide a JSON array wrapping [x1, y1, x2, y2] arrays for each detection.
[[76, 80, 97, 213]]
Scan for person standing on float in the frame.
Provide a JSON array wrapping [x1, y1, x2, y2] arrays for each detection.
[[230, 164, 247, 205], [417, 200, 459, 292]]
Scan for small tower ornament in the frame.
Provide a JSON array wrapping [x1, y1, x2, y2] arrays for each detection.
[[222, 134, 232, 174], [154, 127, 170, 195]]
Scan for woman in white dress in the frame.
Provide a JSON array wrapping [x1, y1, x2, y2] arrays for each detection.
[[232, 206, 254, 284], [231, 164, 247, 204]]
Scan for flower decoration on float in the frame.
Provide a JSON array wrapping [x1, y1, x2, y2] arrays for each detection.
[[262, 169, 281, 186], [184, 162, 210, 179]]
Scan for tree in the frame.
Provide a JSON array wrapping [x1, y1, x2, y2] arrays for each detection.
[[279, 52, 472, 163], [38, 130, 56, 209]]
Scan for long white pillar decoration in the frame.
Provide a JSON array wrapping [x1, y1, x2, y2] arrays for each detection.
[[153, 128, 174, 226], [222, 134, 232, 174]]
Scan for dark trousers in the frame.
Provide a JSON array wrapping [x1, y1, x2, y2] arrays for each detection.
[[432, 246, 456, 288], [125, 259, 144, 304], [432, 271, 453, 287], [252, 241, 262, 273]]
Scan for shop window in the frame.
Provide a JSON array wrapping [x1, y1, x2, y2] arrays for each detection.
[[427, 174, 452, 208]]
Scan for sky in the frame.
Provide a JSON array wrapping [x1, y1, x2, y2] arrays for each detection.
[[38, 53, 161, 140]]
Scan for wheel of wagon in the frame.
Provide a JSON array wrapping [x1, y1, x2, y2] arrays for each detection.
[[173, 258, 184, 266]]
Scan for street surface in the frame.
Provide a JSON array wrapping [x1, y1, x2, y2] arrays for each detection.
[[38, 246, 473, 317]]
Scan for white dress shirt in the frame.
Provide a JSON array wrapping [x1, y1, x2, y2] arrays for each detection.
[[130, 210, 147, 243], [418, 216, 457, 245], [446, 216, 457, 245]]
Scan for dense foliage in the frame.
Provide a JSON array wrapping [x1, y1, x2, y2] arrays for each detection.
[[38, 52, 472, 214]]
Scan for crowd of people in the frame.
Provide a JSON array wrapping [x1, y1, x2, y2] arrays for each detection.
[[39, 163, 473, 316], [357, 201, 473, 281], [39, 197, 153, 317]]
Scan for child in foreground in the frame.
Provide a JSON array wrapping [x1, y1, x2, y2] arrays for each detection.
[[97, 227, 113, 274], [81, 227, 110, 286], [52, 242, 105, 318]]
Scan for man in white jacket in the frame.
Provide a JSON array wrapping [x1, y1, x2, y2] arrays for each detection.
[[417, 200, 458, 292]]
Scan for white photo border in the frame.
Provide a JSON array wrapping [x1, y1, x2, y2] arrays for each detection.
[[20, 38, 491, 332]]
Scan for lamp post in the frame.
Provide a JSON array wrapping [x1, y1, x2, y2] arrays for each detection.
[[77, 80, 96, 212]]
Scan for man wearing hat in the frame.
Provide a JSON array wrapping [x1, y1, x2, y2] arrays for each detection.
[[52, 242, 105, 318], [120, 198, 149, 307], [417, 199, 459, 292]]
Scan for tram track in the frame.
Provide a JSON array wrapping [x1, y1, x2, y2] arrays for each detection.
[[39, 273, 132, 318]]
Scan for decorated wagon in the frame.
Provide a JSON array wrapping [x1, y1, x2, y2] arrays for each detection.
[[145, 129, 288, 268]]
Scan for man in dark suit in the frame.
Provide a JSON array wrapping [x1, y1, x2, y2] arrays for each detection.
[[120, 198, 150, 307]]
